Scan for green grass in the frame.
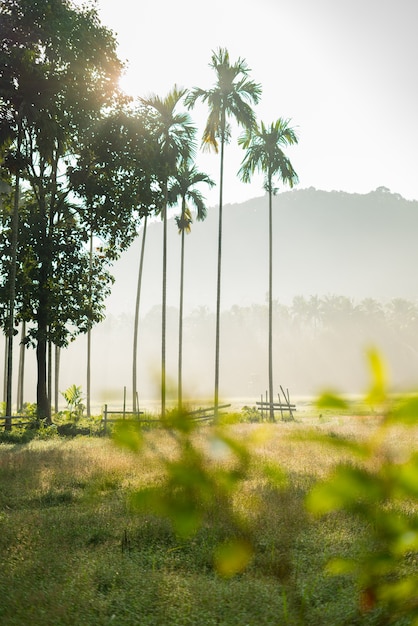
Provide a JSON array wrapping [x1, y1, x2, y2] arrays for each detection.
[[0, 416, 416, 626]]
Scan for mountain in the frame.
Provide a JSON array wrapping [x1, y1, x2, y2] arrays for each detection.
[[106, 186, 418, 317], [19, 187, 418, 407]]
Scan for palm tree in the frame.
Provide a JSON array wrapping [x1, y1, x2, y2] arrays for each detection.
[[185, 48, 261, 417], [132, 214, 148, 414], [239, 119, 298, 421], [168, 162, 214, 408], [141, 87, 196, 416]]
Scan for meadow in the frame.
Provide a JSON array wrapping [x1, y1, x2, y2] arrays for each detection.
[[0, 404, 417, 626]]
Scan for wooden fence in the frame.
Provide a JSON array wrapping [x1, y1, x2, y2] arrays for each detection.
[[256, 386, 296, 421], [101, 403, 231, 431], [0, 415, 33, 429]]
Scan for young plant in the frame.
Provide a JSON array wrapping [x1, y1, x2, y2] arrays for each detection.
[[61, 384, 85, 422]]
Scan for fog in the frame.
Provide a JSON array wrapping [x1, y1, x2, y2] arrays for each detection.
[[9, 294, 418, 413], [7, 188, 418, 412]]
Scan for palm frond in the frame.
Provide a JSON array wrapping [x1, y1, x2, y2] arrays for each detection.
[[238, 117, 299, 191], [175, 206, 192, 233], [184, 48, 261, 150]]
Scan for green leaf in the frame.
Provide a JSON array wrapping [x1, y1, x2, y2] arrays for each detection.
[[365, 348, 388, 405], [326, 557, 357, 575], [169, 501, 203, 538], [316, 392, 349, 410], [214, 539, 253, 577], [379, 575, 418, 605], [129, 487, 167, 515], [262, 462, 288, 488], [292, 431, 370, 458], [388, 454, 418, 498], [306, 465, 384, 515], [113, 421, 143, 453], [389, 396, 418, 425]]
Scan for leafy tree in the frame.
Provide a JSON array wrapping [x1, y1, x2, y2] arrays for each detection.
[[70, 105, 164, 417], [239, 119, 298, 421], [0, 191, 115, 414], [0, 0, 141, 421], [168, 161, 214, 407], [140, 87, 196, 416], [186, 48, 262, 417]]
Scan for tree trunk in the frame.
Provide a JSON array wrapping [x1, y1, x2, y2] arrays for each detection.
[[37, 335, 50, 423], [268, 184, 274, 422], [17, 321, 26, 412], [132, 215, 148, 413], [178, 205, 186, 409], [54, 344, 60, 414], [36, 250, 51, 423], [161, 183, 168, 417], [5, 115, 22, 427], [214, 112, 225, 420], [3, 334, 8, 404], [47, 336, 52, 417], [87, 232, 93, 417]]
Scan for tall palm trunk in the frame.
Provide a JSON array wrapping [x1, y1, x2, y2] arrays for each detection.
[[36, 197, 51, 423], [214, 110, 225, 419], [3, 334, 8, 403], [161, 183, 168, 416], [54, 345, 60, 413], [132, 215, 148, 413], [87, 231, 93, 417], [268, 178, 274, 422], [178, 200, 186, 409], [37, 283, 50, 422], [5, 113, 22, 426], [48, 335, 53, 417], [17, 321, 26, 412]]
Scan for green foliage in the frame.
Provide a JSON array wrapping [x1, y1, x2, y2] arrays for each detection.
[[113, 408, 286, 576], [240, 405, 262, 422], [0, 0, 161, 418], [306, 350, 418, 622], [1, 416, 415, 625], [61, 384, 85, 422]]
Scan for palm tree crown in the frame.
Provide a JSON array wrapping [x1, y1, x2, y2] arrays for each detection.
[[239, 119, 299, 192], [239, 117, 298, 421], [168, 162, 214, 223], [185, 48, 261, 417], [140, 86, 196, 416], [168, 161, 214, 408], [185, 48, 262, 151], [141, 86, 196, 169]]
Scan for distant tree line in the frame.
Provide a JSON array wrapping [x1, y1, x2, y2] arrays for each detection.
[[91, 295, 418, 402]]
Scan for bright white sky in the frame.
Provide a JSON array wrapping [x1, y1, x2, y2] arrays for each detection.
[[95, 0, 418, 206]]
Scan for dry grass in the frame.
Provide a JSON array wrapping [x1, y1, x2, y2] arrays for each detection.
[[0, 414, 416, 625]]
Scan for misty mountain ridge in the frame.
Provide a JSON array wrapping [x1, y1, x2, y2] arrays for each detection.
[[18, 186, 418, 406], [106, 186, 418, 318]]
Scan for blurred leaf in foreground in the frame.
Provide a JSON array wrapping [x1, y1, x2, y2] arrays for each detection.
[[214, 539, 253, 578]]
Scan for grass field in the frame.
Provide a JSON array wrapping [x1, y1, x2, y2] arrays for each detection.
[[0, 410, 417, 626]]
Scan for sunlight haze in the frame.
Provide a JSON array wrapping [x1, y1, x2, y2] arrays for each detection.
[[96, 0, 418, 206]]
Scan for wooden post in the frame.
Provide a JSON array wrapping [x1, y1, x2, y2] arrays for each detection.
[[103, 404, 108, 431], [277, 391, 284, 421], [123, 386, 126, 419], [281, 385, 294, 420]]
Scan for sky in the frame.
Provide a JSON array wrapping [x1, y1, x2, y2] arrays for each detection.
[[95, 0, 418, 207]]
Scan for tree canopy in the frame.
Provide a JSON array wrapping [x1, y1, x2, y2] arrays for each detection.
[[0, 0, 162, 419]]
